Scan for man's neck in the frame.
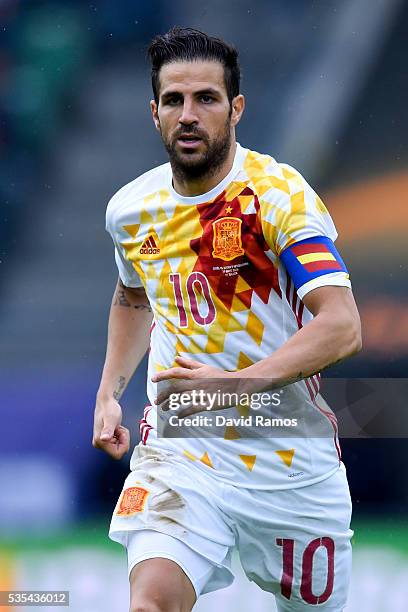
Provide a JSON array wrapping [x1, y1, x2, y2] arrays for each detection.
[[171, 141, 237, 197]]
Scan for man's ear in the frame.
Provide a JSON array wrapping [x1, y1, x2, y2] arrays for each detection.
[[150, 99, 161, 131], [230, 94, 245, 128]]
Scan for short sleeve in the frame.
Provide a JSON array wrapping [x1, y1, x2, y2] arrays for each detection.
[[261, 163, 338, 254], [260, 163, 351, 298], [105, 201, 144, 288], [112, 242, 143, 288]]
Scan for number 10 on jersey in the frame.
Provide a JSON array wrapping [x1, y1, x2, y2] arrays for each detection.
[[169, 272, 216, 327]]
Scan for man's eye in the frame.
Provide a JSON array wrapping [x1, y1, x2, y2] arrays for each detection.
[[200, 95, 214, 103], [165, 97, 181, 106]]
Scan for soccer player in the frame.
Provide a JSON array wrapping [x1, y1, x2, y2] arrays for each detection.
[[93, 27, 362, 612]]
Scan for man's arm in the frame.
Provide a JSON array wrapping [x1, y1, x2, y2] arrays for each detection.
[[152, 285, 362, 415], [242, 285, 362, 387], [92, 278, 153, 459]]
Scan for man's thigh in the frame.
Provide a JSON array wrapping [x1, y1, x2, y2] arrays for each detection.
[[130, 557, 196, 612], [232, 464, 353, 610], [127, 529, 217, 606]]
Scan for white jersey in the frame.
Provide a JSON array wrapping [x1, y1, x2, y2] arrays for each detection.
[[106, 143, 351, 489]]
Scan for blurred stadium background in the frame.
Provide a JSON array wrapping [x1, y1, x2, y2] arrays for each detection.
[[1, 1, 407, 610]]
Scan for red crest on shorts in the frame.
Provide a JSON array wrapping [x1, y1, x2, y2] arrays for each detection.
[[116, 486, 149, 516]]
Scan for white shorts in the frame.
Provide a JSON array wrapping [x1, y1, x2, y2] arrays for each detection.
[[109, 445, 353, 611]]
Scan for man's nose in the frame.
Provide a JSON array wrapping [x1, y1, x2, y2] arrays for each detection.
[[179, 100, 198, 126]]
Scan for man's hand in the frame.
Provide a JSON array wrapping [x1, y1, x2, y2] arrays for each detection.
[[152, 356, 239, 418], [92, 396, 130, 460], [152, 356, 231, 384]]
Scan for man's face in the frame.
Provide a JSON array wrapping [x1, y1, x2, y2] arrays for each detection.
[[151, 60, 244, 179]]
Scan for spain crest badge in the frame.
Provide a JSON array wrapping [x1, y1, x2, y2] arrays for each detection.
[[116, 486, 149, 516], [212, 217, 244, 261]]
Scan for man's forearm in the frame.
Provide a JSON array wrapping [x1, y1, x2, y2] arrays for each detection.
[[243, 310, 361, 391], [97, 279, 153, 401]]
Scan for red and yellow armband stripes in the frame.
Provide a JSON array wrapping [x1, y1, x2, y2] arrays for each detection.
[[280, 236, 350, 298]]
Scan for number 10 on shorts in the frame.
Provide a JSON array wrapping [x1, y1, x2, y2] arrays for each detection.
[[277, 537, 335, 604]]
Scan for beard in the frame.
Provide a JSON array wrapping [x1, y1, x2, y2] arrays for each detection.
[[161, 117, 233, 183]]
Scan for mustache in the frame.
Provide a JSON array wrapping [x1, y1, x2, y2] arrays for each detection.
[[173, 127, 208, 140]]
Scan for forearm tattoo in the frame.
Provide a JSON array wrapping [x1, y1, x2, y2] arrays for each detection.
[[113, 287, 152, 312], [113, 376, 126, 401], [297, 356, 343, 382]]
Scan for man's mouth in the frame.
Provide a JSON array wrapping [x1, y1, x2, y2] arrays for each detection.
[[177, 134, 203, 147]]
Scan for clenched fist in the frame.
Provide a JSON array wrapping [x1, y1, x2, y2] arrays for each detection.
[[92, 396, 130, 460]]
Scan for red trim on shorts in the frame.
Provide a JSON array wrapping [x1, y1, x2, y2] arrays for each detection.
[[139, 405, 153, 445]]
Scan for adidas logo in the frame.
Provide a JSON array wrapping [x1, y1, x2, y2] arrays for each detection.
[[140, 235, 160, 255]]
